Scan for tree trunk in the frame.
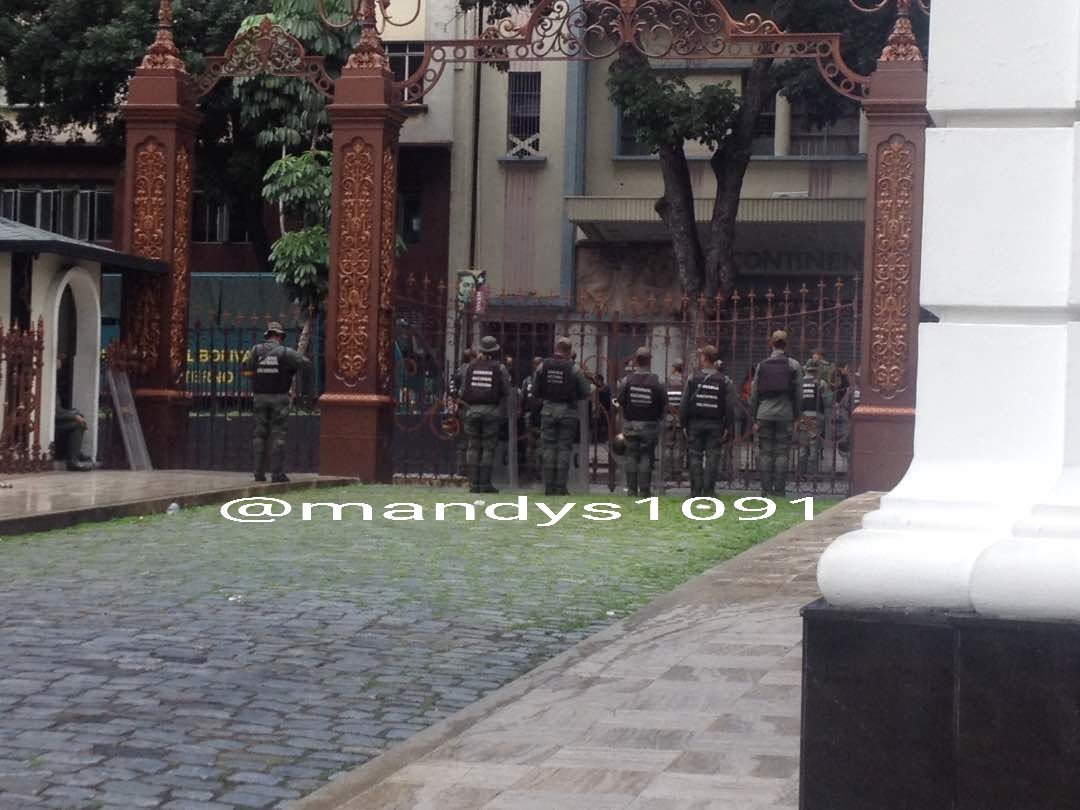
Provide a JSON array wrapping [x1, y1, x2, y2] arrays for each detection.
[[705, 59, 777, 298], [703, 0, 794, 298], [297, 309, 315, 357], [655, 143, 706, 297]]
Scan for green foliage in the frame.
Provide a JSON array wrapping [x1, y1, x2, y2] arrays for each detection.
[[268, 225, 330, 309], [607, 59, 739, 155], [262, 149, 333, 224], [0, 0, 263, 142]]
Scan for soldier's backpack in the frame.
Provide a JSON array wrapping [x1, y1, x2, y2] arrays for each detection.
[[252, 343, 293, 394], [686, 371, 726, 420], [462, 358, 504, 405], [619, 372, 664, 421], [536, 357, 577, 403], [757, 356, 793, 399]]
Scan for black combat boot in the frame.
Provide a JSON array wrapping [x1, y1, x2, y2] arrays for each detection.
[[638, 472, 651, 499], [625, 471, 638, 497], [543, 466, 557, 496], [254, 473, 267, 482], [271, 472, 289, 484], [702, 468, 717, 497], [467, 464, 481, 493], [481, 466, 499, 494], [688, 468, 702, 498], [555, 467, 570, 496]]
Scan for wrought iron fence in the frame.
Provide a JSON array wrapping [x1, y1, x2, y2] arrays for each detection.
[[0, 318, 50, 474], [391, 276, 861, 495]]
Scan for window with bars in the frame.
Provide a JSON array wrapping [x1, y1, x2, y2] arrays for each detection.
[[0, 185, 114, 242], [387, 42, 426, 91], [507, 72, 542, 157], [192, 191, 249, 243]]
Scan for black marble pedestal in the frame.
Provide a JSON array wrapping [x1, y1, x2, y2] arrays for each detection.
[[800, 600, 1080, 810]]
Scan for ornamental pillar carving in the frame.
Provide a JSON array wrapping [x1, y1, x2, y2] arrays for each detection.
[[119, 0, 200, 468], [849, 54, 929, 494], [319, 37, 405, 481]]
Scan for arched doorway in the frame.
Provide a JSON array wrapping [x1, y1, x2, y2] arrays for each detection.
[[45, 266, 101, 461]]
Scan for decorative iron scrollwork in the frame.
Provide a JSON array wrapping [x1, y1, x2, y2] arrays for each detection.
[[193, 17, 334, 98], [394, 0, 871, 103]]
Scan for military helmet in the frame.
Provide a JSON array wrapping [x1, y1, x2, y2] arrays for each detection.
[[611, 432, 627, 457], [479, 335, 501, 355], [804, 358, 821, 373], [265, 321, 286, 338]]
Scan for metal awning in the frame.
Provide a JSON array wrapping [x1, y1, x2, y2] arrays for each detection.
[[0, 217, 168, 273], [566, 196, 865, 241]]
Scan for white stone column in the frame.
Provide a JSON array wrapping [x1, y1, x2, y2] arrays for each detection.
[[774, 93, 791, 157], [818, 0, 1080, 612]]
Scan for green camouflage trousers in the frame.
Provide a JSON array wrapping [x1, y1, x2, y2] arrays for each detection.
[[541, 406, 579, 477], [623, 420, 660, 478], [756, 419, 794, 495], [662, 412, 687, 479], [796, 413, 822, 475], [463, 408, 502, 467], [253, 393, 291, 476], [687, 419, 724, 492]]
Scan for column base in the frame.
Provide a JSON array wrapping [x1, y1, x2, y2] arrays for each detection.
[[801, 600, 1080, 810], [318, 392, 394, 482], [133, 388, 191, 469], [849, 404, 914, 494]]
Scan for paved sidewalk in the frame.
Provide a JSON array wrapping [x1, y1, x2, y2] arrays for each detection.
[[0, 470, 349, 535], [296, 492, 880, 810]]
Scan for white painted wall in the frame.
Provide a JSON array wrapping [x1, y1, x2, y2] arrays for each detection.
[[818, 0, 1080, 617], [31, 256, 102, 460]]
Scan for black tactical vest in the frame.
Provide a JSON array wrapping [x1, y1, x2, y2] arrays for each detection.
[[537, 357, 577, 403], [620, 372, 663, 421], [667, 377, 684, 408], [801, 378, 823, 413], [462, 358, 503, 405], [756, 355, 792, 398], [687, 371, 725, 420], [252, 343, 294, 394]]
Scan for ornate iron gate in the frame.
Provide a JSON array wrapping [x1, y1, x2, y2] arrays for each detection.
[[391, 277, 861, 495], [0, 318, 50, 474]]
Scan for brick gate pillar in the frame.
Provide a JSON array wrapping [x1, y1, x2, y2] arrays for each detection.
[[849, 19, 929, 495], [319, 30, 405, 481], [119, 0, 199, 469]]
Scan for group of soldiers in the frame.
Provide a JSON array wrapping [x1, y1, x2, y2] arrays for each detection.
[[245, 320, 849, 495], [451, 335, 588, 495], [450, 328, 846, 498]]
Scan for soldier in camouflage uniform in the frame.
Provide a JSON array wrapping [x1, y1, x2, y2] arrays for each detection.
[[533, 336, 589, 496], [680, 345, 728, 497], [616, 347, 667, 497], [796, 358, 832, 477], [244, 322, 312, 483], [749, 330, 802, 496], [450, 348, 477, 478], [460, 336, 512, 493], [520, 356, 544, 482], [662, 359, 686, 484]]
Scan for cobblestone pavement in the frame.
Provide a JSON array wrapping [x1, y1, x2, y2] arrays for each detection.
[[0, 486, 822, 809], [299, 494, 880, 810]]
